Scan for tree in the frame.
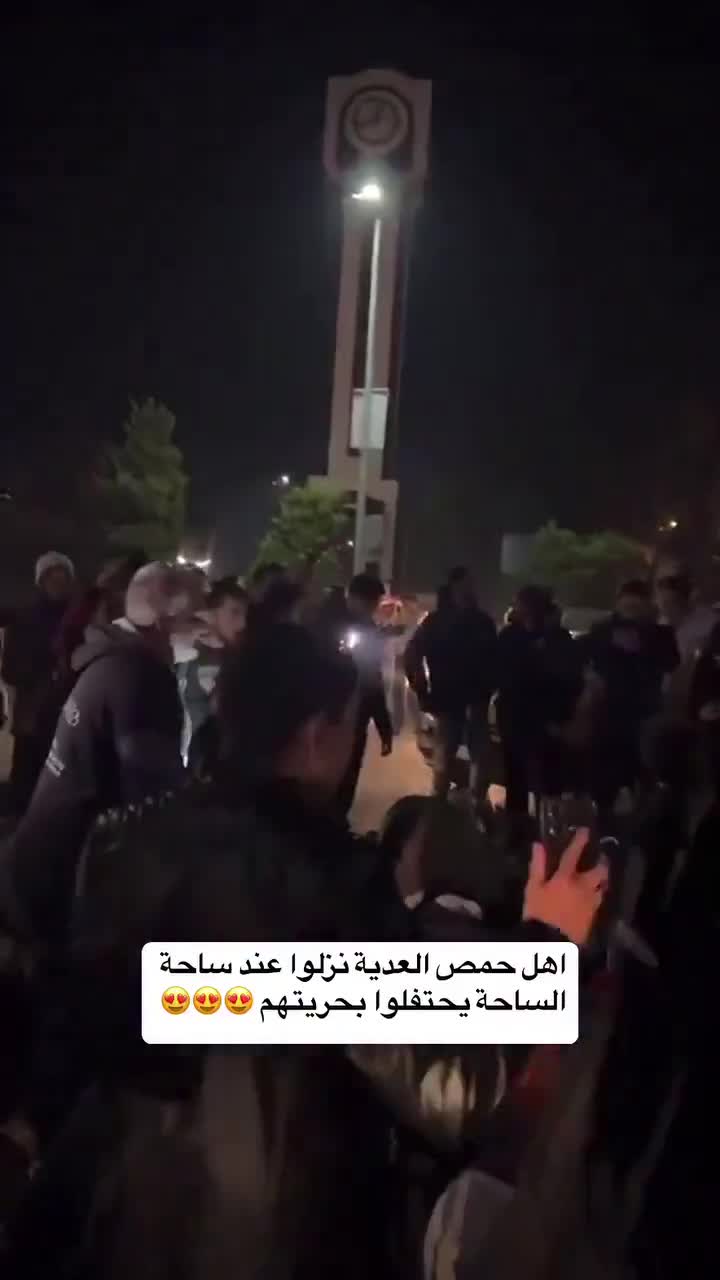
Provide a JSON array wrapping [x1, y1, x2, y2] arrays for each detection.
[[99, 398, 187, 559], [513, 522, 648, 608], [253, 485, 353, 580]]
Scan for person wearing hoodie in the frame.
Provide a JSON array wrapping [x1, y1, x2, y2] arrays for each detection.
[[1, 562, 191, 948], [1, 552, 75, 814], [404, 567, 498, 813]]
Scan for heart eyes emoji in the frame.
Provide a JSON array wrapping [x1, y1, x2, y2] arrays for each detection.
[[162, 987, 189, 1014], [225, 987, 253, 1014]]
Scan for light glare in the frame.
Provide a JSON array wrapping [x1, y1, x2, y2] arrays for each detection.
[[352, 181, 383, 202]]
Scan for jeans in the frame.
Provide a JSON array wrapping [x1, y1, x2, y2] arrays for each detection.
[[432, 706, 491, 807]]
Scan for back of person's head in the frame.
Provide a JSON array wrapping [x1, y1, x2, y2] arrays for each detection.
[[216, 623, 358, 793], [347, 572, 384, 618], [515, 584, 554, 630], [124, 562, 202, 630], [616, 578, 653, 622], [447, 565, 476, 609], [248, 579, 304, 629], [248, 562, 285, 602]]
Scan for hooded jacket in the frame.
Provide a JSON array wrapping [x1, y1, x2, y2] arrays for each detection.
[[1, 622, 183, 944], [404, 604, 498, 715]]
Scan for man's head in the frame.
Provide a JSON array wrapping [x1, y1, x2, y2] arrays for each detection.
[[207, 578, 247, 646], [655, 573, 692, 624], [248, 562, 285, 604], [615, 579, 653, 624], [447, 566, 476, 611], [249, 580, 304, 630], [124, 562, 205, 661], [514, 585, 555, 632], [35, 552, 74, 603], [347, 573, 385, 622], [217, 623, 358, 798]]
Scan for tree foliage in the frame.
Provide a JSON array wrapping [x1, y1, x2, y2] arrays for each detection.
[[99, 398, 187, 559], [254, 486, 353, 579], [514, 522, 648, 608]]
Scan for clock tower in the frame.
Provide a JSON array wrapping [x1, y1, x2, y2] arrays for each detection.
[[310, 69, 431, 582]]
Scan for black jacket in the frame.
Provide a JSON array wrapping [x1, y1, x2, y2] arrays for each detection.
[[12, 779, 513, 1280], [404, 605, 498, 714], [497, 622, 583, 736], [347, 618, 393, 745], [581, 615, 679, 726], [1, 623, 183, 944]]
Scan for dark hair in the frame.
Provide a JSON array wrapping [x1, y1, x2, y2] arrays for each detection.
[[516, 584, 555, 619], [618, 578, 651, 600], [656, 573, 691, 603], [216, 623, 357, 777], [448, 565, 470, 585], [250, 562, 284, 588], [348, 573, 385, 605], [207, 577, 247, 610], [249, 579, 303, 629]]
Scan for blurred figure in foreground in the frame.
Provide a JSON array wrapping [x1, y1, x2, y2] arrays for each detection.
[[5, 625, 607, 1279], [405, 567, 498, 816], [337, 572, 393, 815], [1, 552, 75, 814]]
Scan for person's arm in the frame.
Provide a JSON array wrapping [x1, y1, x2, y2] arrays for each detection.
[[403, 616, 431, 705]]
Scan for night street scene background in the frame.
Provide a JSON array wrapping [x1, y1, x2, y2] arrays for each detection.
[[3, 4, 720, 590]]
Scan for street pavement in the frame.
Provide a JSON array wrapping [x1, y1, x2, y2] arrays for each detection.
[[350, 728, 431, 833], [0, 724, 431, 832]]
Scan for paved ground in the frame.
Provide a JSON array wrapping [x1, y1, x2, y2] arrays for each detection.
[[0, 724, 431, 830], [350, 729, 431, 833]]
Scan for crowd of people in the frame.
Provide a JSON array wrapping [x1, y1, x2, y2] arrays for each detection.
[[0, 548, 715, 1277]]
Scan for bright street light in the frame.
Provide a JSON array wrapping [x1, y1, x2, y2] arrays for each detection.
[[273, 473, 291, 488], [352, 181, 383, 203]]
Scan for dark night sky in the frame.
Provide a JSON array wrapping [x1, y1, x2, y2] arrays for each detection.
[[3, 4, 720, 585]]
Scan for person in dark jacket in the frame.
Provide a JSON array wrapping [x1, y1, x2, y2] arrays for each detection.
[[405, 567, 498, 812], [497, 586, 583, 818], [582, 579, 679, 812], [1, 552, 75, 814], [3, 623, 607, 1280], [1, 563, 188, 947], [336, 572, 393, 815]]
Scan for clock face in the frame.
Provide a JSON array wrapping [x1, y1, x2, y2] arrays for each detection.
[[344, 90, 409, 155]]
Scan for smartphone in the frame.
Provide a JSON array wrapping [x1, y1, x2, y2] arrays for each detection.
[[538, 794, 600, 876]]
